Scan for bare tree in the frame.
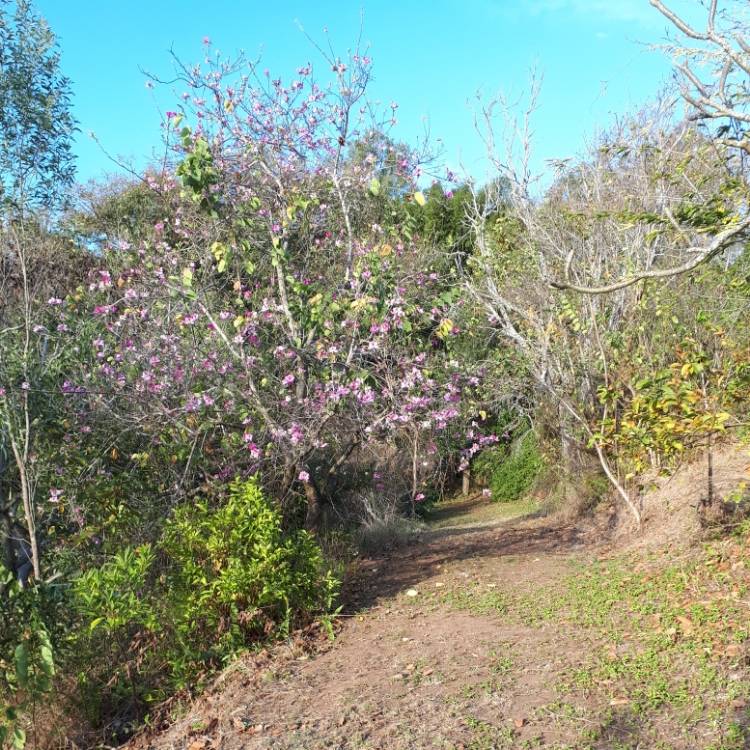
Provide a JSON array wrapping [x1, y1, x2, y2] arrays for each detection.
[[463, 85, 744, 526], [550, 0, 750, 294]]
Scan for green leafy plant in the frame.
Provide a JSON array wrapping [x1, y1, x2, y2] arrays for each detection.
[[73, 479, 339, 717], [0, 569, 57, 750], [161, 479, 339, 679], [474, 430, 544, 503]]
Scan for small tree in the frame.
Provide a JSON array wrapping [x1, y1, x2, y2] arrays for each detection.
[[0, 0, 76, 213]]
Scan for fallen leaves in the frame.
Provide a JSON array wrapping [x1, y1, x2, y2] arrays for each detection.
[[676, 615, 694, 635], [609, 698, 630, 707]]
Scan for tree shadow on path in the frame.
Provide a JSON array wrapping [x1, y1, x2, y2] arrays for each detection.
[[341, 504, 586, 613]]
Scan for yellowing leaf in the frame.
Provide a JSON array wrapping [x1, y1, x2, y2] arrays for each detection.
[[436, 318, 454, 339], [413, 191, 426, 207]]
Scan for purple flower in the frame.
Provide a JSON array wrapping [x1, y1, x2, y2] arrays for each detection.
[[47, 297, 63, 306], [288, 423, 304, 445], [185, 394, 202, 412], [298, 470, 310, 483]]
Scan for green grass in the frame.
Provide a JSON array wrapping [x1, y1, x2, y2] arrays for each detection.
[[425, 496, 539, 531], [439, 525, 750, 749]]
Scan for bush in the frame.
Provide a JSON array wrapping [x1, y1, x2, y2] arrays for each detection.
[[73, 479, 338, 725], [162, 480, 338, 677], [355, 515, 424, 554], [0, 571, 58, 750], [474, 431, 544, 503]]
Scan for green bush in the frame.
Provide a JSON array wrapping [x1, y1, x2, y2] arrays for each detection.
[[0, 571, 58, 750], [74, 479, 338, 717], [162, 479, 338, 678], [474, 431, 544, 503]]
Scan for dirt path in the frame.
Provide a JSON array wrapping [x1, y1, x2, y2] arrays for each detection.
[[137, 496, 750, 750]]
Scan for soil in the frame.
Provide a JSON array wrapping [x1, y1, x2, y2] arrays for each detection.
[[130, 505, 587, 750]]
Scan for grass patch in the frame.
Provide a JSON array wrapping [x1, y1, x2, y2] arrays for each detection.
[[440, 524, 750, 749]]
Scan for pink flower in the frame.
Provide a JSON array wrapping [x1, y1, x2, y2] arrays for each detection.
[[288, 423, 304, 445], [298, 470, 310, 483], [482, 488, 492, 498], [282, 373, 295, 387], [49, 488, 63, 503], [47, 297, 63, 305]]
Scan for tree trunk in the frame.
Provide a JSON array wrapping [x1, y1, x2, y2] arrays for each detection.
[[1, 508, 14, 575], [593, 441, 641, 528], [462, 468, 471, 496], [303, 480, 322, 532]]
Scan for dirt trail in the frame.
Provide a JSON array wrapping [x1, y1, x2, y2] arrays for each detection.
[[135, 500, 605, 750], [135, 488, 750, 750]]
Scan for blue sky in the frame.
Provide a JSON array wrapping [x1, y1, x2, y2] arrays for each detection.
[[37, 0, 697, 185]]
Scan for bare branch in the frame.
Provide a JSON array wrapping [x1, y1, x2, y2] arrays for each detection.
[[550, 214, 750, 294]]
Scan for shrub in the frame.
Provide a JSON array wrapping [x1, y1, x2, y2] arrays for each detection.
[[355, 515, 424, 554], [73, 479, 338, 723], [0, 570, 63, 750], [162, 479, 338, 678], [474, 431, 543, 503]]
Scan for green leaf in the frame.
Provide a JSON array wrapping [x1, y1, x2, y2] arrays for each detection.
[[181, 267, 193, 288], [14, 644, 28, 688], [369, 178, 381, 196], [89, 616, 104, 632], [12, 727, 25, 750]]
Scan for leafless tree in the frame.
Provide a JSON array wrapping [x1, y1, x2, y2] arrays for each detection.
[[548, 0, 750, 294]]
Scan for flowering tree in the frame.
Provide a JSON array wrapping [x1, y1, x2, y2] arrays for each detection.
[[55, 45, 481, 532]]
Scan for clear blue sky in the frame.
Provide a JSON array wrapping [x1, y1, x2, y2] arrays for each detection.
[[37, 0, 697, 186]]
